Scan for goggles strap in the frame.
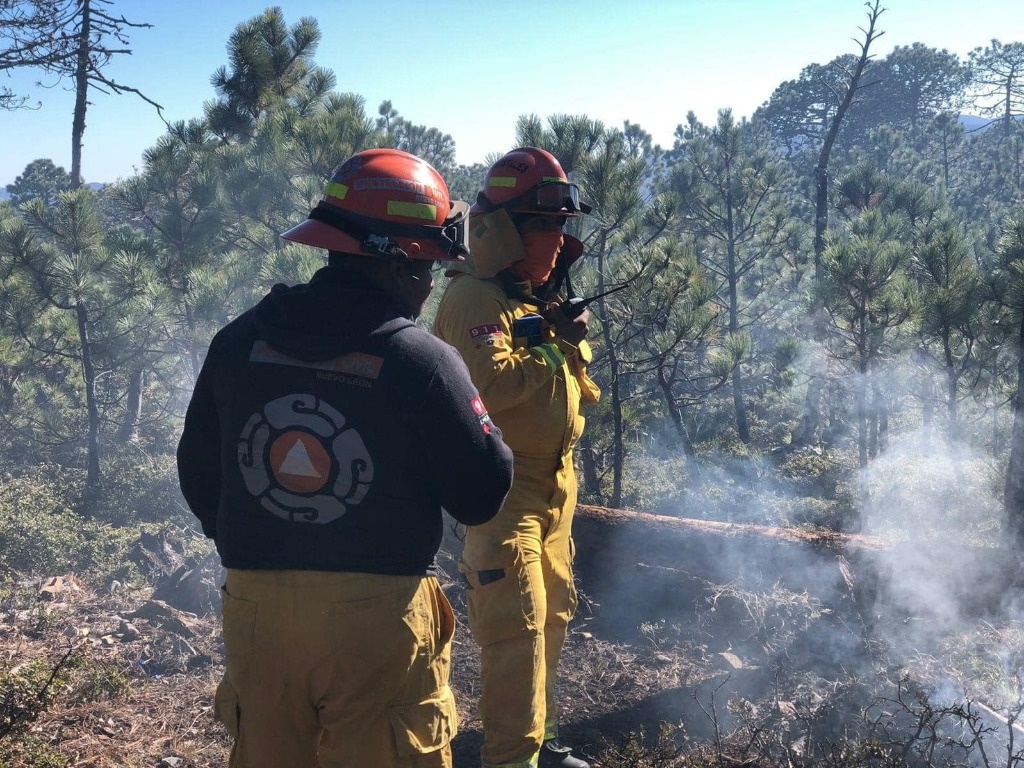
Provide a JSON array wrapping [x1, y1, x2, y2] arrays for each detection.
[[308, 203, 467, 258]]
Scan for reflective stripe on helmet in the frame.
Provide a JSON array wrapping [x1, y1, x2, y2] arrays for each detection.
[[387, 200, 438, 221], [488, 176, 518, 188], [324, 181, 349, 200]]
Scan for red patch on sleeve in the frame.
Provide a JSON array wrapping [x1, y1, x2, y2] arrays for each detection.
[[469, 324, 504, 350], [471, 395, 494, 433], [470, 324, 502, 339]]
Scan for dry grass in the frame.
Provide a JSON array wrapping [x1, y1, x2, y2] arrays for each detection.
[[1, 577, 229, 767]]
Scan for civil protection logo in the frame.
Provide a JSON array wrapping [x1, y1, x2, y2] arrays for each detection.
[[237, 394, 374, 523]]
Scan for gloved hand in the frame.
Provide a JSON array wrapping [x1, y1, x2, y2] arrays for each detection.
[[547, 302, 590, 347]]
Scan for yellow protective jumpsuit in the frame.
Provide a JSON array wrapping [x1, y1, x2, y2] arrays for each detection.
[[433, 209, 600, 768]]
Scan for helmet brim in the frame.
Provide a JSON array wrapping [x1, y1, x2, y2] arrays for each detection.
[[280, 218, 362, 254], [281, 215, 467, 262]]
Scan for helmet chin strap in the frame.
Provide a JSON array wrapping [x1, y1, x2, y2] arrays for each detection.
[[541, 247, 577, 301]]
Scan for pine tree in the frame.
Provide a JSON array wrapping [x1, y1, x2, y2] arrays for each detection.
[[0, 189, 169, 505], [0, 0, 161, 186], [990, 215, 1024, 548], [968, 40, 1024, 137], [5, 158, 73, 204], [818, 209, 916, 484], [206, 7, 330, 143], [669, 109, 794, 445], [911, 215, 986, 440]]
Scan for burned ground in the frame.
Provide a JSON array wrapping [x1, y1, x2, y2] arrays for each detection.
[[3, 506, 1024, 767]]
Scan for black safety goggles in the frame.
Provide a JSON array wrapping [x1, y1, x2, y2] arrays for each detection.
[[533, 181, 588, 214]]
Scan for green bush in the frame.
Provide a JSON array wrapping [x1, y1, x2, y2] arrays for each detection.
[[0, 470, 140, 584], [89, 445, 184, 526], [0, 654, 76, 741], [777, 447, 857, 500], [861, 440, 1003, 544], [68, 656, 134, 704], [0, 736, 69, 768], [619, 450, 691, 513]]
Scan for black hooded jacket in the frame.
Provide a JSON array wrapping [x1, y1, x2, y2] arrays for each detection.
[[177, 266, 513, 575]]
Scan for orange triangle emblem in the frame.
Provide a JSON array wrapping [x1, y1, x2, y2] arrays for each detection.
[[269, 431, 331, 493]]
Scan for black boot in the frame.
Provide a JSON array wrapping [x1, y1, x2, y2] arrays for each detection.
[[539, 738, 589, 768]]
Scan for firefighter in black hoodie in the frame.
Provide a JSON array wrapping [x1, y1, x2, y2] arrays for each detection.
[[177, 148, 514, 768]]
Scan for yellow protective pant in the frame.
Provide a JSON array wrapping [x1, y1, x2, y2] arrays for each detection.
[[215, 569, 458, 768], [460, 453, 578, 768]]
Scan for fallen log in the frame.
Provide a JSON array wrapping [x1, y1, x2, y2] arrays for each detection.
[[569, 505, 1017, 635], [442, 504, 1018, 638], [568, 505, 880, 634]]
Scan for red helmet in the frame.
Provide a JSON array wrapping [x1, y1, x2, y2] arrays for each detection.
[[477, 147, 591, 217], [281, 148, 468, 261]]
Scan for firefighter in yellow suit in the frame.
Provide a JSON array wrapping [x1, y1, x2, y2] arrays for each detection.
[[434, 148, 600, 768]]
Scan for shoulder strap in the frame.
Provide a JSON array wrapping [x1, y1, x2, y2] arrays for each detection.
[[498, 271, 546, 310]]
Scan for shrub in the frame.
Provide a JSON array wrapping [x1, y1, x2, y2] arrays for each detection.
[[0, 735, 69, 768], [89, 445, 183, 526], [619, 450, 691, 514], [597, 722, 684, 767], [68, 656, 134, 704], [0, 471, 140, 584], [0, 652, 77, 740]]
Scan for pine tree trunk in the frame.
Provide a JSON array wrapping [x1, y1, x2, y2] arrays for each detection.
[[732, 366, 750, 444], [945, 336, 959, 441], [878, 388, 889, 453], [594, 231, 625, 508], [856, 374, 868, 471], [868, 403, 878, 461], [70, 0, 92, 189], [579, 437, 601, 503], [606, 333, 622, 507], [922, 376, 934, 436], [659, 375, 696, 459], [117, 368, 145, 443], [657, 368, 701, 481], [75, 301, 102, 504], [798, 3, 880, 449], [793, 372, 822, 447]]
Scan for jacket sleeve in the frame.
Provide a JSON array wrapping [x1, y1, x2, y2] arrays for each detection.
[[434, 276, 562, 416], [416, 345, 513, 526], [176, 348, 222, 539]]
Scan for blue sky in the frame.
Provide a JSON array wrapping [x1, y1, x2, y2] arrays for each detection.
[[1, 0, 1022, 186]]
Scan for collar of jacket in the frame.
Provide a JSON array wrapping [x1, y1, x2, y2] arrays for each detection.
[[253, 266, 413, 362], [497, 271, 549, 310], [446, 208, 525, 280]]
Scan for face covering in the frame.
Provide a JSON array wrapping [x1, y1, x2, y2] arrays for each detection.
[[511, 231, 564, 286]]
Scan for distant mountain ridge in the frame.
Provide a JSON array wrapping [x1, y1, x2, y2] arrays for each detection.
[[959, 115, 995, 132], [0, 181, 104, 201], [959, 114, 1024, 132]]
